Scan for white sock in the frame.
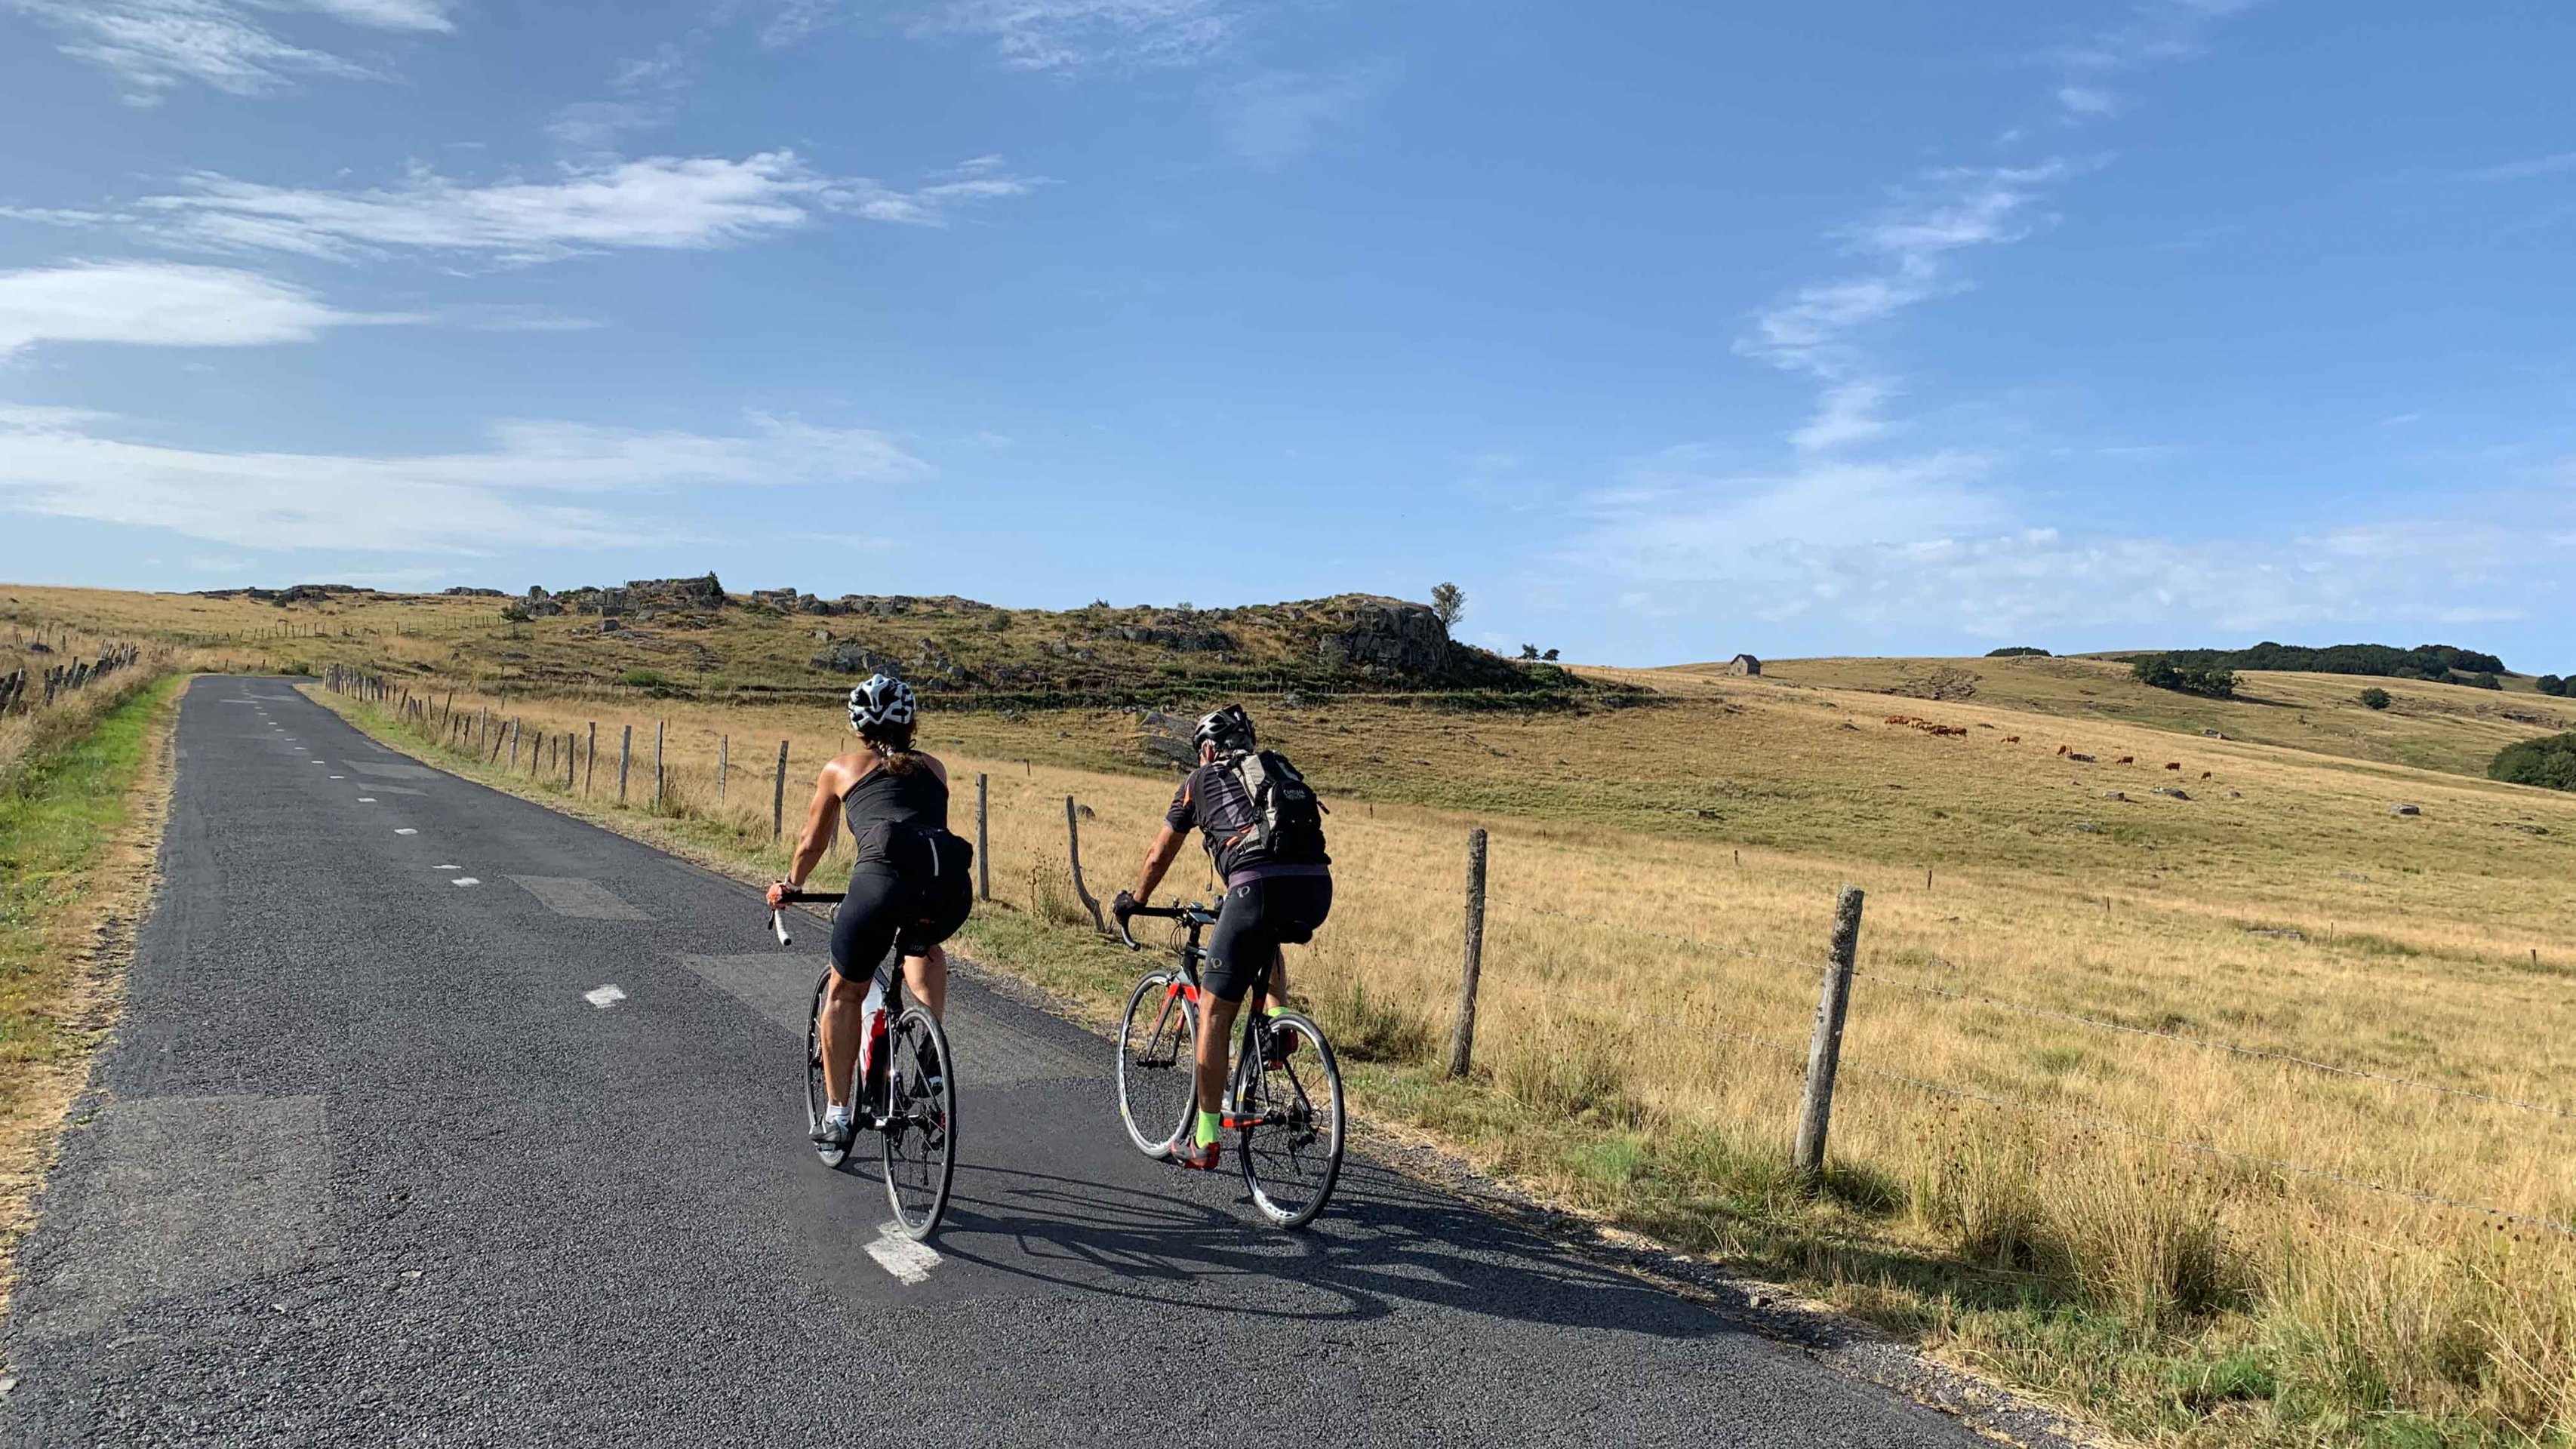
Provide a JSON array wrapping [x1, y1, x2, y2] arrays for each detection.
[[825, 1103, 851, 1126]]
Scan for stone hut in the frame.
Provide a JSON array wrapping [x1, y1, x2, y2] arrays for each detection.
[[1727, 654, 1762, 676]]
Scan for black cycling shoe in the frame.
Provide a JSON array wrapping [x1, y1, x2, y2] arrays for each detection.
[[811, 1113, 855, 1150]]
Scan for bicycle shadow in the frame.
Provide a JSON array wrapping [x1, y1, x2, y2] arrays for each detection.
[[928, 1157, 1727, 1340]]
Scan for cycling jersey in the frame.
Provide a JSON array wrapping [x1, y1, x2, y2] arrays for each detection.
[[1165, 758, 1331, 887]]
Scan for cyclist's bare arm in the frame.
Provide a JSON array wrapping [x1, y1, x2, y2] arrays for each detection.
[[783, 758, 858, 889], [1131, 822, 1187, 904]]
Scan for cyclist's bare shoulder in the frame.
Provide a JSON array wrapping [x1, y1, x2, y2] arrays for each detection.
[[918, 752, 949, 786], [817, 751, 874, 795]]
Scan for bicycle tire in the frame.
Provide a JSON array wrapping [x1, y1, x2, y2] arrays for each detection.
[[1115, 970, 1197, 1158], [880, 1004, 956, 1239], [805, 969, 853, 1170], [1233, 1011, 1344, 1230]]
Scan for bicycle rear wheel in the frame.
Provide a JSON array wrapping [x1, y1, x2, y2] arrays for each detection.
[[1115, 970, 1197, 1158], [1233, 1012, 1343, 1230], [805, 970, 852, 1169], [880, 1004, 956, 1239]]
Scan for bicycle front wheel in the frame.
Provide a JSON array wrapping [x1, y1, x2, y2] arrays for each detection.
[[1233, 1012, 1344, 1230], [1115, 970, 1197, 1158], [805, 969, 852, 1170], [880, 1004, 956, 1240]]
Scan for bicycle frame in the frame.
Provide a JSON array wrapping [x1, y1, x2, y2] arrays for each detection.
[[771, 888, 910, 1117], [1118, 900, 1282, 1131]]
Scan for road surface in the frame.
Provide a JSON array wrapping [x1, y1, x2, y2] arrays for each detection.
[[2, 677, 1991, 1447]]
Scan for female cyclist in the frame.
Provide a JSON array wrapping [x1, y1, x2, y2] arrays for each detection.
[[767, 674, 974, 1151]]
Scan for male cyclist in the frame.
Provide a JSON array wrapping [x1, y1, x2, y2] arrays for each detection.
[[768, 675, 973, 1152], [1115, 705, 1331, 1171]]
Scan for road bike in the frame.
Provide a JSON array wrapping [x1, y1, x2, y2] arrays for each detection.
[[1113, 899, 1344, 1229], [768, 890, 956, 1240]]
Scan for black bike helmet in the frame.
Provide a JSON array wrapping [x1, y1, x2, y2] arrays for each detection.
[[1192, 704, 1255, 753], [846, 673, 918, 731]]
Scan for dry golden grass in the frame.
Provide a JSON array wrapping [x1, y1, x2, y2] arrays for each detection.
[[309, 663, 2576, 1446]]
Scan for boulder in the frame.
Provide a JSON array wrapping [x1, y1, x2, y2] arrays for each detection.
[[1317, 599, 1449, 676], [2390, 803, 2421, 817], [811, 641, 904, 676]]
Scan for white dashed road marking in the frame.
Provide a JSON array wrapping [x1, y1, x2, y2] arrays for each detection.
[[329, 775, 345, 780], [357, 798, 377, 804], [433, 864, 459, 871], [583, 985, 626, 1009], [394, 829, 417, 836], [864, 1224, 940, 1284], [451, 877, 481, 888]]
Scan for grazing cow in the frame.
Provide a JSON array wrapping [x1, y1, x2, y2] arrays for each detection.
[[2117, 755, 2136, 765], [2202, 771, 2212, 779], [2057, 744, 2069, 756], [2003, 735, 2020, 743]]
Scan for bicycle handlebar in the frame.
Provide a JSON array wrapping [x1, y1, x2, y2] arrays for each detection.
[[764, 887, 846, 947], [1111, 896, 1212, 951]]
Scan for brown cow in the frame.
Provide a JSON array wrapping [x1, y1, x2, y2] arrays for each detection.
[[2166, 761, 2182, 771], [2117, 755, 2135, 765]]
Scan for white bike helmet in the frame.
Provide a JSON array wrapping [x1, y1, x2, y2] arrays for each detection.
[[847, 673, 918, 731]]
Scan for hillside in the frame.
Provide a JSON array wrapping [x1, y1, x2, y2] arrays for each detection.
[[1605, 652, 2576, 780], [0, 580, 1585, 706]]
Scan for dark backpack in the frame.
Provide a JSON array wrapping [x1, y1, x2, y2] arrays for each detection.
[[1214, 749, 1329, 871]]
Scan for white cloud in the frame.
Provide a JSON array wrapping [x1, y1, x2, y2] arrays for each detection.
[[4, 0, 450, 100], [1742, 164, 2070, 381], [1792, 380, 1897, 454], [1221, 68, 1381, 166], [904, 0, 1239, 72], [0, 409, 928, 552], [2055, 85, 2117, 116], [128, 152, 1042, 264], [2466, 152, 2576, 183], [0, 261, 397, 355]]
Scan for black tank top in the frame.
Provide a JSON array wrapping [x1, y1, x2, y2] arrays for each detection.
[[842, 759, 949, 863]]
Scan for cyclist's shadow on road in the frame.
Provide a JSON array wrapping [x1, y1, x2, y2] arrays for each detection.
[[929, 1158, 1722, 1339]]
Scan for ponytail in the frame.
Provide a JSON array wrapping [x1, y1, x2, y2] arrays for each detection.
[[861, 720, 922, 775]]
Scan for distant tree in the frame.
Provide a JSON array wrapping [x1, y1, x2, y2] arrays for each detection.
[[1430, 583, 1465, 629], [1542, 648, 1560, 661], [2360, 688, 2392, 711], [2541, 675, 2568, 697], [1174, 601, 1194, 614], [2132, 655, 2236, 698], [1519, 644, 1539, 660], [2491, 732, 2576, 792], [2470, 672, 2503, 691], [1986, 646, 2051, 658]]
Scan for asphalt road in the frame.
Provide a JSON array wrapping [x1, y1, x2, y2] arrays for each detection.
[[1, 677, 1990, 1447]]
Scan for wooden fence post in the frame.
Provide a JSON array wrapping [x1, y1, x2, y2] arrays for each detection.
[[771, 740, 789, 841], [1448, 827, 1489, 1078], [566, 732, 576, 790], [976, 774, 990, 903], [1065, 795, 1105, 933], [585, 722, 596, 795], [653, 720, 664, 811], [1793, 885, 1868, 1179], [718, 735, 728, 800], [619, 724, 632, 804]]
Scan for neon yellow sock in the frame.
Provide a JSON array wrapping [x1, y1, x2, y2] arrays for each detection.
[[1196, 1109, 1222, 1147]]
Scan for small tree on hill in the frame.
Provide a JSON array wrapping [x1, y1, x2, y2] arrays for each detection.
[[2360, 687, 2392, 711], [2540, 674, 2568, 697], [2491, 732, 2576, 792], [1430, 582, 1465, 629]]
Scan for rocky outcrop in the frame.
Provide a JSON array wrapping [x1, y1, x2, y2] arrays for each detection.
[[810, 641, 906, 676], [1316, 598, 1450, 676], [1103, 624, 1233, 652]]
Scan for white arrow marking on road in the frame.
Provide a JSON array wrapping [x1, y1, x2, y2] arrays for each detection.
[[451, 877, 481, 888], [395, 828, 418, 835], [865, 1224, 940, 1283], [584, 984, 626, 1009]]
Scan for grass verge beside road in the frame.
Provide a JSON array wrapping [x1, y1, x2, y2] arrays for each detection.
[[0, 673, 180, 1316]]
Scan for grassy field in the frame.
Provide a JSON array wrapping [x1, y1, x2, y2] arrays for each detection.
[[16, 581, 2576, 1445]]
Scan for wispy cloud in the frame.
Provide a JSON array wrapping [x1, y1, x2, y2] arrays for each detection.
[[0, 260, 400, 355], [2040, 0, 2257, 117], [903, 0, 1239, 72], [3, 0, 451, 101], [2465, 152, 2576, 183], [1740, 162, 2072, 385], [0, 408, 928, 552], [119, 152, 1043, 264], [1220, 67, 1382, 166]]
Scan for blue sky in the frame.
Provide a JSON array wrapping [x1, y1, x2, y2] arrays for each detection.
[[0, 1, 2570, 669]]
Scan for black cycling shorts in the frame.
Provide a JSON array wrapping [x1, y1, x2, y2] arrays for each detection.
[[1204, 874, 1332, 1004], [830, 866, 972, 982]]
